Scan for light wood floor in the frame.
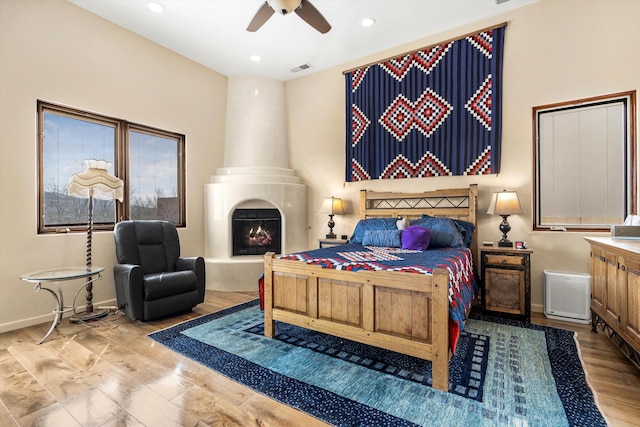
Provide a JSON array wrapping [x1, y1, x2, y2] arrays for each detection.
[[1, 291, 639, 426]]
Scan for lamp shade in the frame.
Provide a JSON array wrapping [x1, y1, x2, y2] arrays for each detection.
[[68, 159, 124, 201], [487, 190, 524, 216], [320, 197, 345, 215]]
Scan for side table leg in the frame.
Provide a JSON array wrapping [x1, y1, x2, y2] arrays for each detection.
[[34, 283, 63, 344]]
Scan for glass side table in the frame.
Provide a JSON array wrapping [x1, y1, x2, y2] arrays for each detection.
[[19, 266, 105, 344]]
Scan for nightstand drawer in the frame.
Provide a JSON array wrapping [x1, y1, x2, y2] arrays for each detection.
[[484, 254, 524, 266]]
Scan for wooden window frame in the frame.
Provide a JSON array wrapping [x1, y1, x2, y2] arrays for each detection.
[[532, 91, 637, 232], [37, 100, 186, 234]]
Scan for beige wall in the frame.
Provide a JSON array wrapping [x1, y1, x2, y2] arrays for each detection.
[[0, 0, 227, 331], [286, 0, 640, 312], [1, 0, 639, 332]]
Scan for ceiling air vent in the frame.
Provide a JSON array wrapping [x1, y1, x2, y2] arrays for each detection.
[[291, 63, 312, 73]]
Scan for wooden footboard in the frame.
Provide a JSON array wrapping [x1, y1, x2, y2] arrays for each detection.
[[263, 252, 451, 391]]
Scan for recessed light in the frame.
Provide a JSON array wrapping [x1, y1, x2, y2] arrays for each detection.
[[250, 55, 262, 62], [360, 17, 376, 27], [148, 2, 164, 13]]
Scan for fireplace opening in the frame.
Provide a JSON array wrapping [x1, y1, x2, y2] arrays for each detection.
[[232, 208, 281, 256]]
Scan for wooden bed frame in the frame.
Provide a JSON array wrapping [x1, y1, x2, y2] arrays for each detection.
[[263, 185, 478, 392]]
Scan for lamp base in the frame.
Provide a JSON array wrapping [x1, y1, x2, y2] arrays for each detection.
[[326, 214, 336, 239], [497, 215, 513, 248], [70, 308, 109, 323]]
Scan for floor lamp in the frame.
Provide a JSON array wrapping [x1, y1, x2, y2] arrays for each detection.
[[68, 159, 123, 321]]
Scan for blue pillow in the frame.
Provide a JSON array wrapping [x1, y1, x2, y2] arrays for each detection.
[[362, 229, 402, 247], [453, 219, 475, 247], [410, 217, 465, 248], [421, 215, 475, 247], [349, 218, 399, 244], [402, 226, 430, 250]]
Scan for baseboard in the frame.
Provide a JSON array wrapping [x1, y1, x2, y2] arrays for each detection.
[[0, 297, 117, 334], [531, 303, 544, 313]]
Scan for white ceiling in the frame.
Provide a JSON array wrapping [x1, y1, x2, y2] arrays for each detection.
[[68, 0, 538, 82]]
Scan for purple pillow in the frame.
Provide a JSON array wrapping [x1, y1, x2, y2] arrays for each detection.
[[402, 225, 431, 250]]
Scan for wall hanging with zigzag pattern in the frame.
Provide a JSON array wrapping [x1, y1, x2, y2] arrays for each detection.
[[345, 24, 506, 181]]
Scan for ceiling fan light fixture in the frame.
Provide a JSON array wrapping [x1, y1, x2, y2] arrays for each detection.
[[247, 0, 330, 34], [267, 0, 302, 15]]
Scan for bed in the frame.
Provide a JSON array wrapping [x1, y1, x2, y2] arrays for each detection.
[[262, 185, 478, 392]]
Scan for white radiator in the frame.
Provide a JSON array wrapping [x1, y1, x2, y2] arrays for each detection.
[[544, 270, 591, 324]]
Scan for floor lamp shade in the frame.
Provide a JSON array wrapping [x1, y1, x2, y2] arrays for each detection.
[[68, 159, 123, 320], [487, 190, 524, 247], [320, 196, 344, 239], [68, 159, 124, 202]]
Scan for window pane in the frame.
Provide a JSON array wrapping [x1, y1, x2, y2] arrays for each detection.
[[129, 130, 180, 222], [42, 112, 116, 227]]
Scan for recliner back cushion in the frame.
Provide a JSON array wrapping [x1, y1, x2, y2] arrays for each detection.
[[114, 220, 181, 276]]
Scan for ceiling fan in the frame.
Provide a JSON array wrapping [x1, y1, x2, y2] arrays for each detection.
[[247, 0, 332, 34]]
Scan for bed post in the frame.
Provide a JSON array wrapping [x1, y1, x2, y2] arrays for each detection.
[[468, 184, 479, 270], [359, 189, 367, 218], [264, 252, 275, 337], [431, 267, 450, 392]]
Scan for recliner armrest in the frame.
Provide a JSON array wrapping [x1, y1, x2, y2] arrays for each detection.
[[176, 257, 205, 303], [113, 263, 145, 320]]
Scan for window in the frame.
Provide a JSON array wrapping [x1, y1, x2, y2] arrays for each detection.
[[38, 101, 185, 233], [533, 91, 636, 231]]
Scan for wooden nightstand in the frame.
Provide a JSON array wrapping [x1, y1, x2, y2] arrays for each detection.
[[318, 238, 349, 248], [480, 246, 533, 321]]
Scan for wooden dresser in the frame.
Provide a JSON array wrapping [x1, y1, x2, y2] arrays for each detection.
[[585, 237, 640, 368]]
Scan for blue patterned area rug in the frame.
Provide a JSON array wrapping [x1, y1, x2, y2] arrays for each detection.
[[148, 300, 606, 427]]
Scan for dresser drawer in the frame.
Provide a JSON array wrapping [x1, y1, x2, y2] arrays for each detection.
[[484, 254, 524, 266]]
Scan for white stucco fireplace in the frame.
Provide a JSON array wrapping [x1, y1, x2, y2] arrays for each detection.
[[204, 76, 308, 291]]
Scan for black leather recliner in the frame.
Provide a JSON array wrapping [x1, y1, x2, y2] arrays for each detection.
[[113, 220, 205, 321]]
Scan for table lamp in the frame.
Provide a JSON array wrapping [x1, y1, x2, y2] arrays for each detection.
[[320, 196, 344, 239], [68, 159, 124, 321], [487, 189, 524, 247]]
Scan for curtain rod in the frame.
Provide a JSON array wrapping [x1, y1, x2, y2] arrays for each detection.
[[342, 22, 508, 75]]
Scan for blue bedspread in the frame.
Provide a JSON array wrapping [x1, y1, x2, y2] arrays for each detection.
[[280, 243, 479, 352]]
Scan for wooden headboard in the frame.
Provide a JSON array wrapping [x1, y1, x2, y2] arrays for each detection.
[[359, 184, 479, 266]]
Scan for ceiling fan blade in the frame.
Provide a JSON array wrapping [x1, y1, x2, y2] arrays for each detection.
[[294, 0, 331, 34], [247, 1, 275, 32]]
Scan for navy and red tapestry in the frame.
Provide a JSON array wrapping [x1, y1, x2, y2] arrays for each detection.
[[345, 25, 505, 181]]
